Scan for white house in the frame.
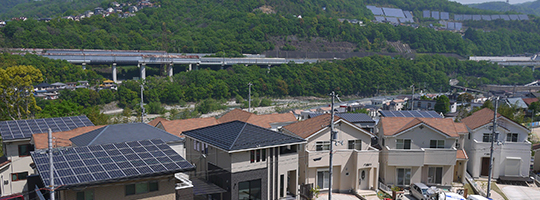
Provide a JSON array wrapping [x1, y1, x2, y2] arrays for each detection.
[[462, 108, 531, 179]]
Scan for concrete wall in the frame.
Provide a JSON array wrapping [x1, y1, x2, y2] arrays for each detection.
[[60, 176, 176, 200], [2, 140, 34, 196]]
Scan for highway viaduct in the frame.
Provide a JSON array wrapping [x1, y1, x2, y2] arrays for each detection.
[[7, 48, 319, 82]]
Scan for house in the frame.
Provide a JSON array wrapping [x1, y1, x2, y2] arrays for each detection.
[[34, 82, 53, 91], [50, 82, 66, 89], [217, 108, 297, 131], [522, 98, 539, 107], [308, 113, 376, 133], [31, 125, 106, 149], [377, 117, 468, 187], [379, 110, 443, 119], [383, 99, 407, 111], [412, 99, 437, 110], [0, 116, 94, 197], [68, 123, 186, 157], [461, 108, 531, 179], [183, 121, 306, 200], [282, 114, 380, 194], [505, 98, 528, 109], [30, 139, 195, 200], [532, 143, 540, 173], [148, 117, 219, 137]]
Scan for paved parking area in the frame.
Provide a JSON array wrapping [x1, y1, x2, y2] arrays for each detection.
[[500, 185, 540, 200], [316, 193, 360, 200]]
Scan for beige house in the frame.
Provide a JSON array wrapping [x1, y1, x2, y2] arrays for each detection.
[[183, 120, 306, 200], [462, 108, 531, 179], [282, 114, 380, 193], [377, 117, 468, 187]]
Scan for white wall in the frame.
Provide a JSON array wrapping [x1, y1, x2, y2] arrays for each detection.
[[2, 140, 34, 196]]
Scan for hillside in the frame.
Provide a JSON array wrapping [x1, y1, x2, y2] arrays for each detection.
[[468, 1, 540, 16], [0, 0, 107, 19]]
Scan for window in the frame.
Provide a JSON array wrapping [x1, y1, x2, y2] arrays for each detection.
[[396, 139, 411, 149], [506, 133, 518, 142], [256, 150, 261, 162], [18, 144, 33, 157], [427, 103, 432, 109], [12, 172, 28, 181], [317, 170, 330, 189], [76, 190, 94, 200], [455, 139, 460, 149], [430, 140, 444, 148], [397, 168, 411, 186], [280, 174, 284, 197], [280, 145, 297, 154], [250, 150, 255, 163], [417, 102, 421, 108], [125, 181, 158, 196], [483, 133, 493, 142], [238, 179, 261, 200], [262, 149, 266, 161], [428, 167, 443, 184], [348, 140, 362, 150], [316, 141, 330, 151]]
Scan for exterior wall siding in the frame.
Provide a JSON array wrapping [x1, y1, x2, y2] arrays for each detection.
[[3, 140, 34, 196], [231, 168, 268, 200], [60, 177, 176, 200]]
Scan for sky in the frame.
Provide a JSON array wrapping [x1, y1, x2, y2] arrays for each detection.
[[451, 0, 533, 4]]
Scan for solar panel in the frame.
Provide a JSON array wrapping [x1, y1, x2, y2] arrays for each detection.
[[423, 10, 430, 18], [509, 15, 519, 20], [31, 139, 194, 188], [481, 15, 491, 21], [448, 22, 455, 30], [374, 16, 385, 22], [518, 14, 528, 20], [491, 15, 500, 20], [463, 15, 472, 20], [432, 11, 440, 19], [367, 6, 384, 16], [399, 18, 413, 23], [386, 17, 399, 24], [455, 23, 463, 30], [382, 7, 405, 18], [0, 116, 94, 141], [472, 15, 481, 21], [403, 11, 413, 19], [441, 12, 449, 20], [379, 110, 443, 118], [500, 15, 510, 20]]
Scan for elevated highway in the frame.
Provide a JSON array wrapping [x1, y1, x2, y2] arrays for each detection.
[[6, 48, 318, 82], [469, 55, 540, 69]]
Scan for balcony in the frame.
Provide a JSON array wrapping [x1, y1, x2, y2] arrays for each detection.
[[384, 146, 456, 166], [306, 147, 379, 168]]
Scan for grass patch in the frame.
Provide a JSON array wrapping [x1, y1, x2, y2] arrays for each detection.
[[463, 183, 477, 196]]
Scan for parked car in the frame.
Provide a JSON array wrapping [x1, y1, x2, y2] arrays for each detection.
[[410, 183, 434, 200]]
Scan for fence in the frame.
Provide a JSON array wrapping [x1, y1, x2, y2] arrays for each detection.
[[465, 172, 486, 196]]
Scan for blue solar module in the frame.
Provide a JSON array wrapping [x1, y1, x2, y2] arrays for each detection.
[[482, 15, 491, 20], [403, 11, 413, 19], [500, 15, 510, 20], [379, 110, 443, 118], [382, 7, 405, 18], [518, 14, 529, 20], [491, 15, 500, 20], [455, 22, 462, 30], [386, 17, 399, 24], [463, 15, 473, 20], [367, 6, 384, 16], [448, 22, 455, 30], [509, 15, 519, 20], [0, 116, 94, 141], [441, 12, 450, 20], [31, 139, 194, 188], [432, 11, 440, 19], [374, 16, 386, 22], [400, 18, 413, 23], [423, 10, 430, 18], [472, 15, 481, 20]]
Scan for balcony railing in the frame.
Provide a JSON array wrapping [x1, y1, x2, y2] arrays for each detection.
[[384, 146, 457, 166]]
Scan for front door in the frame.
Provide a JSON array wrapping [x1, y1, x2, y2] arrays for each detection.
[[358, 168, 369, 190], [481, 157, 490, 176]]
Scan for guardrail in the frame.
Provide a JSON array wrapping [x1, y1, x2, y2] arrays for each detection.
[[465, 172, 486, 196], [379, 181, 391, 192]]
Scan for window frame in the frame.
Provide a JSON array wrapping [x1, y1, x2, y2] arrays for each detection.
[[396, 139, 411, 149], [238, 179, 262, 200], [483, 133, 493, 142], [11, 172, 28, 181], [18, 144, 33, 157], [506, 133, 518, 142], [429, 140, 445, 148], [76, 190, 94, 200], [348, 139, 362, 150], [316, 141, 330, 151], [396, 168, 411, 186], [125, 181, 159, 196], [316, 169, 330, 189], [428, 167, 443, 184]]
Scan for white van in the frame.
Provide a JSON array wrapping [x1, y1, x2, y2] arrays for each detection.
[[467, 195, 490, 200]]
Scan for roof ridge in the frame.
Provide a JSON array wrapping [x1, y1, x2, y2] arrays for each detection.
[[230, 122, 248, 150], [88, 125, 109, 145]]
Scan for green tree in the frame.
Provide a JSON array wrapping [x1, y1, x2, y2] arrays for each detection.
[[434, 95, 450, 114], [0, 65, 43, 120]]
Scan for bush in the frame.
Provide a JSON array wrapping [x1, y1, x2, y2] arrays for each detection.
[[260, 98, 272, 107], [195, 98, 226, 114], [146, 102, 166, 114]]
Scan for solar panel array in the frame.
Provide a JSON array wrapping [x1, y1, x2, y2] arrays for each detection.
[[491, 15, 500, 20], [367, 6, 384, 16], [423, 10, 430, 18], [518, 15, 529, 20], [509, 15, 519, 20], [382, 7, 405, 18], [374, 16, 386, 23], [455, 22, 462, 30], [441, 12, 450, 20], [0, 116, 94, 141], [472, 15, 481, 21], [386, 17, 399, 24], [500, 15, 510, 20], [31, 139, 193, 187], [404, 11, 413, 19], [432, 11, 440, 19], [452, 14, 527, 21], [481, 15, 491, 20], [368, 5, 413, 23], [380, 110, 443, 118]]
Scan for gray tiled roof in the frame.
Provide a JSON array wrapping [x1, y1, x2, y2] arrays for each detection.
[[70, 123, 182, 146], [183, 121, 306, 152], [309, 113, 374, 123]]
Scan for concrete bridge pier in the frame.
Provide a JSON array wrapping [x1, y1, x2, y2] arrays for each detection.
[[139, 63, 146, 80], [267, 65, 271, 73], [187, 64, 192, 72], [82, 63, 86, 70], [167, 63, 173, 77], [195, 64, 199, 71], [112, 63, 117, 83]]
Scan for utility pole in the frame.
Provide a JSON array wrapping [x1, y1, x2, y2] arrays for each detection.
[[487, 97, 499, 199], [48, 128, 55, 200], [328, 91, 338, 200], [410, 84, 415, 110], [140, 84, 145, 123], [248, 82, 253, 112]]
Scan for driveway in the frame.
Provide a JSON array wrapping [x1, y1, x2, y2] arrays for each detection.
[[500, 185, 540, 200]]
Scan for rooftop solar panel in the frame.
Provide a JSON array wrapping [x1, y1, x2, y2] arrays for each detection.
[[441, 12, 450, 20], [0, 116, 94, 141], [432, 11, 440, 19], [455, 22, 463, 30], [379, 110, 443, 118], [481, 15, 491, 20], [448, 22, 455, 30], [509, 15, 519, 20], [518, 14, 529, 20], [404, 11, 413, 19], [454, 14, 463, 21], [374, 16, 386, 22], [31, 139, 194, 188], [367, 6, 384, 16], [382, 7, 405, 18], [500, 15, 510, 20], [472, 15, 481, 21], [386, 17, 399, 24], [491, 15, 500, 20], [423, 10, 430, 18]]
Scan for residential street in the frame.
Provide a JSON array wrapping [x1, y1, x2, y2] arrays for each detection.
[[500, 185, 540, 200]]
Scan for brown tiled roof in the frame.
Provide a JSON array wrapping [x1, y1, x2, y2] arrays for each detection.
[[218, 109, 297, 128], [282, 114, 340, 139], [32, 125, 105, 149], [148, 117, 168, 127], [0, 160, 10, 168], [457, 149, 468, 160], [523, 98, 539, 106], [380, 117, 465, 137], [533, 143, 540, 151], [461, 108, 502, 130], [158, 117, 219, 137]]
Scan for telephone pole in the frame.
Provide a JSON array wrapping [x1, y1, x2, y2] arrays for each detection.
[[48, 128, 55, 200], [487, 97, 499, 198], [140, 84, 145, 123], [248, 82, 253, 112], [410, 84, 415, 110], [328, 91, 338, 200]]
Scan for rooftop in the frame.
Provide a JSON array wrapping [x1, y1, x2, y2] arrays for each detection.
[[0, 116, 94, 141], [379, 117, 467, 137], [33, 125, 105, 149], [70, 123, 181, 146], [282, 114, 340, 139], [217, 109, 297, 128]]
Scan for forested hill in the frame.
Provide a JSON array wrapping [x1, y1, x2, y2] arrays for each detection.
[[0, 0, 106, 19], [0, 0, 538, 56], [468, 1, 540, 16]]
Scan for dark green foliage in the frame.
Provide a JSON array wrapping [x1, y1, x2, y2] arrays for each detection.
[[36, 99, 109, 125], [468, 1, 539, 16], [195, 98, 226, 114], [434, 95, 450, 114], [146, 101, 165, 114], [260, 98, 272, 107], [0, 0, 105, 19]]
